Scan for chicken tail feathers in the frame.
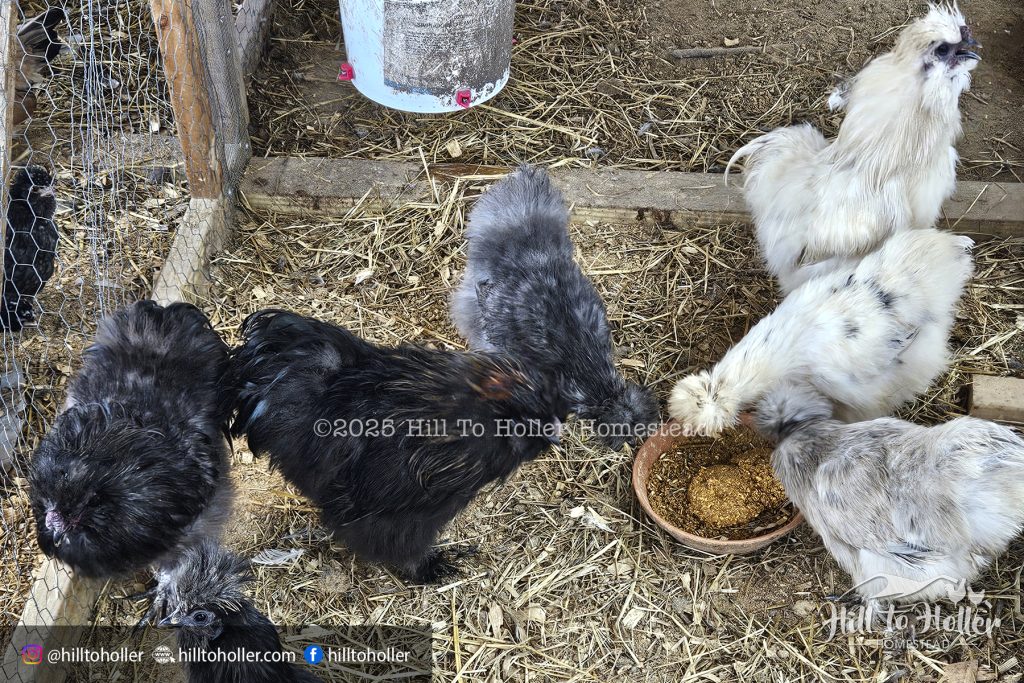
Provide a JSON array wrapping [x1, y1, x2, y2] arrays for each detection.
[[16, 8, 65, 81], [466, 164, 572, 256], [751, 383, 834, 443], [724, 137, 768, 185]]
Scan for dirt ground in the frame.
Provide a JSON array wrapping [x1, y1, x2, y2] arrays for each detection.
[[646, 0, 1024, 179], [249, 0, 1022, 181]]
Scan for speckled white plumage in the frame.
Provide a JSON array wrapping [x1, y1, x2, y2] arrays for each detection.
[[669, 228, 973, 436], [754, 382, 1024, 609]]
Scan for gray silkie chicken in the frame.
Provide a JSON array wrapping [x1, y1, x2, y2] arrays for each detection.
[[2, 166, 58, 331], [159, 542, 322, 683], [28, 301, 234, 607], [754, 382, 1024, 612], [450, 165, 658, 450]]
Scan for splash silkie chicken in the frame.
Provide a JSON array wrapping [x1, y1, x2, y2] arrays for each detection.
[[727, 4, 980, 294], [2, 166, 58, 330], [231, 310, 566, 583], [159, 542, 322, 683], [754, 382, 1024, 612], [450, 165, 658, 450], [669, 228, 973, 436], [28, 301, 234, 582]]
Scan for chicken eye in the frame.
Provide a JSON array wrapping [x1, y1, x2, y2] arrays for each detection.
[[935, 43, 951, 57], [191, 610, 210, 624]]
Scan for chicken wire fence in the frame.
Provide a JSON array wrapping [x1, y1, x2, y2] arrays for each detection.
[[0, 0, 253, 677]]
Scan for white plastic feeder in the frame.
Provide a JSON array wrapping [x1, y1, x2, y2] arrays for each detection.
[[339, 0, 515, 113]]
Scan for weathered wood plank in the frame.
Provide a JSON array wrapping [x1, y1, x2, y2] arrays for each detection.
[[2, 559, 100, 683], [970, 375, 1024, 425], [152, 197, 233, 304], [150, 0, 250, 193], [150, 0, 223, 198], [191, 0, 251, 180], [236, 0, 275, 77], [239, 157, 1024, 238]]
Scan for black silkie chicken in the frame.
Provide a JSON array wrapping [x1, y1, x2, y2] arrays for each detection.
[[450, 165, 658, 450], [13, 8, 66, 127], [2, 166, 58, 330], [159, 542, 322, 683], [231, 310, 566, 583], [29, 301, 234, 582]]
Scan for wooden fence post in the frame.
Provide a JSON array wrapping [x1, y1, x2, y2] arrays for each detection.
[[149, 0, 251, 304]]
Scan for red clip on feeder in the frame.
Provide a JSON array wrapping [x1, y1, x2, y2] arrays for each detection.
[[338, 62, 355, 81], [338, 0, 512, 112]]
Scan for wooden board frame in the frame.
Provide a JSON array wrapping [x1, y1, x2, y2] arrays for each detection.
[[238, 158, 1024, 239]]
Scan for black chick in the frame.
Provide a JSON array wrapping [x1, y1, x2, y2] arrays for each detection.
[[450, 165, 659, 450], [2, 166, 57, 331], [28, 301, 234, 582], [230, 309, 566, 583], [159, 542, 322, 683]]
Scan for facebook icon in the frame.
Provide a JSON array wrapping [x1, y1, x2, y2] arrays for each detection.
[[304, 644, 324, 665]]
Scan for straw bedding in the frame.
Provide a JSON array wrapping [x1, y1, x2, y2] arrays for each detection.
[[1, 0, 1021, 680], [69, 178, 1023, 681]]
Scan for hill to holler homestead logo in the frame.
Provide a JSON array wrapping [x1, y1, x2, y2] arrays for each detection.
[[822, 575, 1002, 644]]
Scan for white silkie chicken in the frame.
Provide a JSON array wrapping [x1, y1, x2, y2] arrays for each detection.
[[726, 4, 981, 294], [669, 228, 973, 436], [753, 381, 1024, 610]]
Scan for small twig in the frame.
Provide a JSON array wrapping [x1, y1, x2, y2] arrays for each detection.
[[670, 46, 763, 59]]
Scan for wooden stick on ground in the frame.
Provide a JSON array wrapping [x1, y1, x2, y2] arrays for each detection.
[[238, 157, 1024, 239], [670, 46, 763, 59]]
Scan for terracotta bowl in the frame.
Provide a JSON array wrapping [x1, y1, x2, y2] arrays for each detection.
[[632, 419, 804, 554]]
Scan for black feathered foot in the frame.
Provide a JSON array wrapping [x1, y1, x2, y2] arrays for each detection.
[[398, 545, 478, 585], [117, 585, 157, 603], [16, 304, 35, 323], [130, 586, 170, 636]]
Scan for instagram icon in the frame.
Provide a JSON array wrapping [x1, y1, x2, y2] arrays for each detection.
[[21, 645, 43, 665]]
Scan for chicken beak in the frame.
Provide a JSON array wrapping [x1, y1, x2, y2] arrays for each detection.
[[158, 615, 181, 629], [52, 530, 64, 547], [956, 36, 981, 61]]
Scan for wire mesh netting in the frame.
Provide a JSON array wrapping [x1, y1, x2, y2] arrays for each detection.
[[0, 0, 249, 678]]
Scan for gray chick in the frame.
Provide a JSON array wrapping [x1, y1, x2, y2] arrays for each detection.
[[754, 382, 1024, 612], [451, 165, 658, 450]]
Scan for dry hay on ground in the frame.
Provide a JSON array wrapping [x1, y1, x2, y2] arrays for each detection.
[[249, 0, 1022, 182], [72, 176, 1024, 681]]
